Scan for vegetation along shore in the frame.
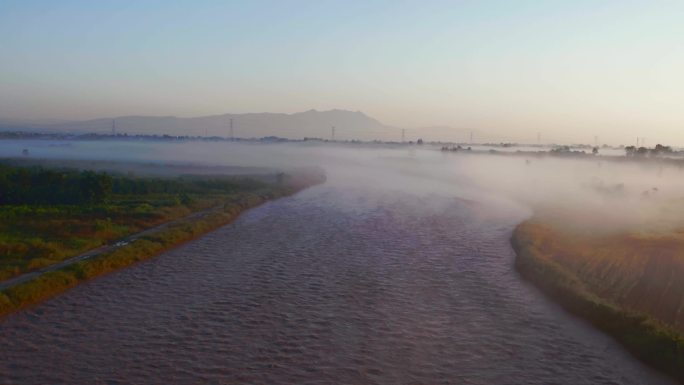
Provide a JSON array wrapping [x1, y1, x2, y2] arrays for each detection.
[[511, 219, 684, 382], [0, 160, 325, 317]]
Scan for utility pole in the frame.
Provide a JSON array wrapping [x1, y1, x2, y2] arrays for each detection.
[[230, 118, 234, 140], [331, 126, 336, 141]]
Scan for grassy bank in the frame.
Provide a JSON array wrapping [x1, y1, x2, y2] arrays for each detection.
[[0, 163, 325, 317], [512, 220, 684, 382], [0, 190, 284, 316], [0, 161, 279, 280]]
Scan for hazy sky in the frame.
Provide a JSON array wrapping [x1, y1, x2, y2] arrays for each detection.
[[1, 0, 683, 145]]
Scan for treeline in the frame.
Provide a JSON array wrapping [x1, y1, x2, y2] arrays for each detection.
[[625, 144, 673, 157], [0, 165, 112, 205], [110, 176, 264, 195], [0, 164, 268, 206]]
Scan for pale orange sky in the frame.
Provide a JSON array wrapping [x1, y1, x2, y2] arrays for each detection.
[[1, 1, 683, 145]]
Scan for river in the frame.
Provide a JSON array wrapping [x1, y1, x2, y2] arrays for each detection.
[[0, 140, 677, 384]]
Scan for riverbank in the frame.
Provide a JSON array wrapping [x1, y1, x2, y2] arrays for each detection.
[[511, 220, 684, 382], [0, 160, 286, 280], [0, 167, 325, 317]]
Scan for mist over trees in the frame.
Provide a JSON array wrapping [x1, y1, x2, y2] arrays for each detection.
[[0, 164, 269, 206], [625, 144, 673, 157], [0, 165, 112, 205]]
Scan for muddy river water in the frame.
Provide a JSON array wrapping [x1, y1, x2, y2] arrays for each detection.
[[0, 141, 677, 384], [0, 182, 676, 384]]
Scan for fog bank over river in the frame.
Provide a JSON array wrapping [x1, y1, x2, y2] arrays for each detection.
[[0, 140, 678, 384], [4, 139, 682, 234]]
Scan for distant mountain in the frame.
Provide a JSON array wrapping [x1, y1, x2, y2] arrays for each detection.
[[0, 109, 392, 139]]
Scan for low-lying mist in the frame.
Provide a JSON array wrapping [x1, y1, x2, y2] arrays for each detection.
[[4, 139, 684, 234]]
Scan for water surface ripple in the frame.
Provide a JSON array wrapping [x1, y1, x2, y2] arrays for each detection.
[[0, 185, 675, 384]]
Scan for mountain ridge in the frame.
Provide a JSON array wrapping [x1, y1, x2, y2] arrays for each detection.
[[0, 109, 387, 139], [0, 109, 471, 141]]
